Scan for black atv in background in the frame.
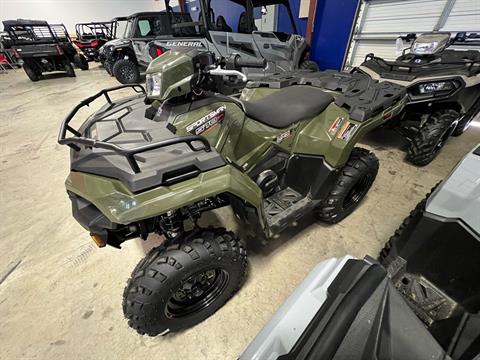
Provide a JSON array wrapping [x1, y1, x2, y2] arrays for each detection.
[[73, 21, 117, 62], [357, 32, 480, 166], [3, 19, 89, 81]]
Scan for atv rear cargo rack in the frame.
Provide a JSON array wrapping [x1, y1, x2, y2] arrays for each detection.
[[58, 84, 212, 174]]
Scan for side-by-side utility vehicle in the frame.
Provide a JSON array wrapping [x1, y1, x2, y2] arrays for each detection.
[[103, 0, 318, 84], [3, 19, 89, 81], [59, 49, 406, 335], [73, 21, 117, 62], [358, 32, 480, 166]]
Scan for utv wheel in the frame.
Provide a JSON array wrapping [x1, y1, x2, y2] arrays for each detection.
[[406, 110, 458, 166], [299, 60, 319, 71], [315, 147, 379, 224], [123, 228, 247, 336], [104, 61, 114, 76], [113, 59, 140, 84], [23, 63, 40, 81], [65, 63, 76, 77], [73, 54, 89, 70]]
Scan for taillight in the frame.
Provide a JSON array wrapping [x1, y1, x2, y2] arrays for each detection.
[[91, 40, 99, 48], [155, 47, 164, 57], [56, 45, 64, 55]]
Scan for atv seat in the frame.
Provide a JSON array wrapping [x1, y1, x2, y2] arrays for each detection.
[[242, 86, 334, 128]]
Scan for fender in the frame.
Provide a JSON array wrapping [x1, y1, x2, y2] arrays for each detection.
[[65, 165, 265, 226]]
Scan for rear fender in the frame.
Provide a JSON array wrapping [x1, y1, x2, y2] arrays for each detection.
[[294, 97, 407, 167], [65, 165, 265, 227]]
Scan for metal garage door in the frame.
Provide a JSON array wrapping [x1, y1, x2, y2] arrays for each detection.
[[343, 0, 480, 69]]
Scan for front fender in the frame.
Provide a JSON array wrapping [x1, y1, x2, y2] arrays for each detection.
[[65, 165, 264, 226]]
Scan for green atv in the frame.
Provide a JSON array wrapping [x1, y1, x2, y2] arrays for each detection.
[[58, 49, 406, 335]]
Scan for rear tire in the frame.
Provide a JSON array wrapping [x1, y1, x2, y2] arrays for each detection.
[[299, 60, 319, 71], [315, 147, 379, 224], [123, 228, 247, 336], [406, 109, 458, 166], [23, 63, 41, 81], [65, 63, 76, 77], [73, 53, 89, 70], [113, 59, 140, 84]]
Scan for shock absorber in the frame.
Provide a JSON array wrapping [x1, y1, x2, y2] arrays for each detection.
[[158, 210, 184, 240]]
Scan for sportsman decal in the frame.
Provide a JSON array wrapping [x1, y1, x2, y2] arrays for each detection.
[[186, 106, 226, 135]]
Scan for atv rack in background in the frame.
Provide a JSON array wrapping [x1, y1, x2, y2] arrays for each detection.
[[363, 53, 480, 72], [58, 84, 212, 174]]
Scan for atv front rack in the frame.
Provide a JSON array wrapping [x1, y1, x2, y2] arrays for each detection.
[[58, 84, 211, 174]]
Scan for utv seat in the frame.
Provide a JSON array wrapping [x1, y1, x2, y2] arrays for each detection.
[[216, 16, 232, 32], [238, 12, 257, 33], [242, 86, 334, 128]]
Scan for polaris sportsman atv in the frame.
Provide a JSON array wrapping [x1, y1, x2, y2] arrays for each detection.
[[241, 144, 480, 360], [104, 0, 317, 84], [357, 32, 480, 166], [73, 21, 117, 62], [59, 49, 406, 335], [3, 19, 89, 81]]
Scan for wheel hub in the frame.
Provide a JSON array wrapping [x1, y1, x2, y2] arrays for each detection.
[[166, 268, 228, 318]]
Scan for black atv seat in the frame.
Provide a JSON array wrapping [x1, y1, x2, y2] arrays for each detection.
[[242, 86, 334, 128]]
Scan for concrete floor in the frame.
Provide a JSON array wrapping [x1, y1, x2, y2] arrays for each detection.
[[0, 64, 479, 360]]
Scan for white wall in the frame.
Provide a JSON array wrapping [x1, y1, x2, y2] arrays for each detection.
[[0, 0, 178, 35]]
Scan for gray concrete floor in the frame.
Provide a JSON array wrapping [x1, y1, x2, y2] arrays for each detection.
[[0, 64, 479, 360]]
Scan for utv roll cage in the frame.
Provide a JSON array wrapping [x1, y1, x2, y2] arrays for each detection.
[[3, 19, 71, 45], [164, 0, 299, 40], [58, 84, 211, 174], [75, 22, 117, 41]]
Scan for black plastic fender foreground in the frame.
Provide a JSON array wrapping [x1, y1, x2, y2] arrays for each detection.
[[240, 256, 449, 360]]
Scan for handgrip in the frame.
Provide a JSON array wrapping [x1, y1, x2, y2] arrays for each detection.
[[234, 54, 266, 69]]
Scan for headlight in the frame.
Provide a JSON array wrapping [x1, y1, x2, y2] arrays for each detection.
[[417, 81, 454, 94], [146, 73, 162, 97], [411, 32, 450, 55]]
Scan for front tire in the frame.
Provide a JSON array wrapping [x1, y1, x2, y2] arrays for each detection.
[[315, 147, 379, 224], [113, 58, 140, 84], [299, 60, 319, 71], [73, 53, 89, 70], [406, 110, 458, 166], [123, 228, 247, 336]]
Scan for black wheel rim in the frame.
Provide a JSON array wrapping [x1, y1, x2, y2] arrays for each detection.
[[343, 173, 373, 210], [120, 66, 135, 82], [165, 268, 229, 319]]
